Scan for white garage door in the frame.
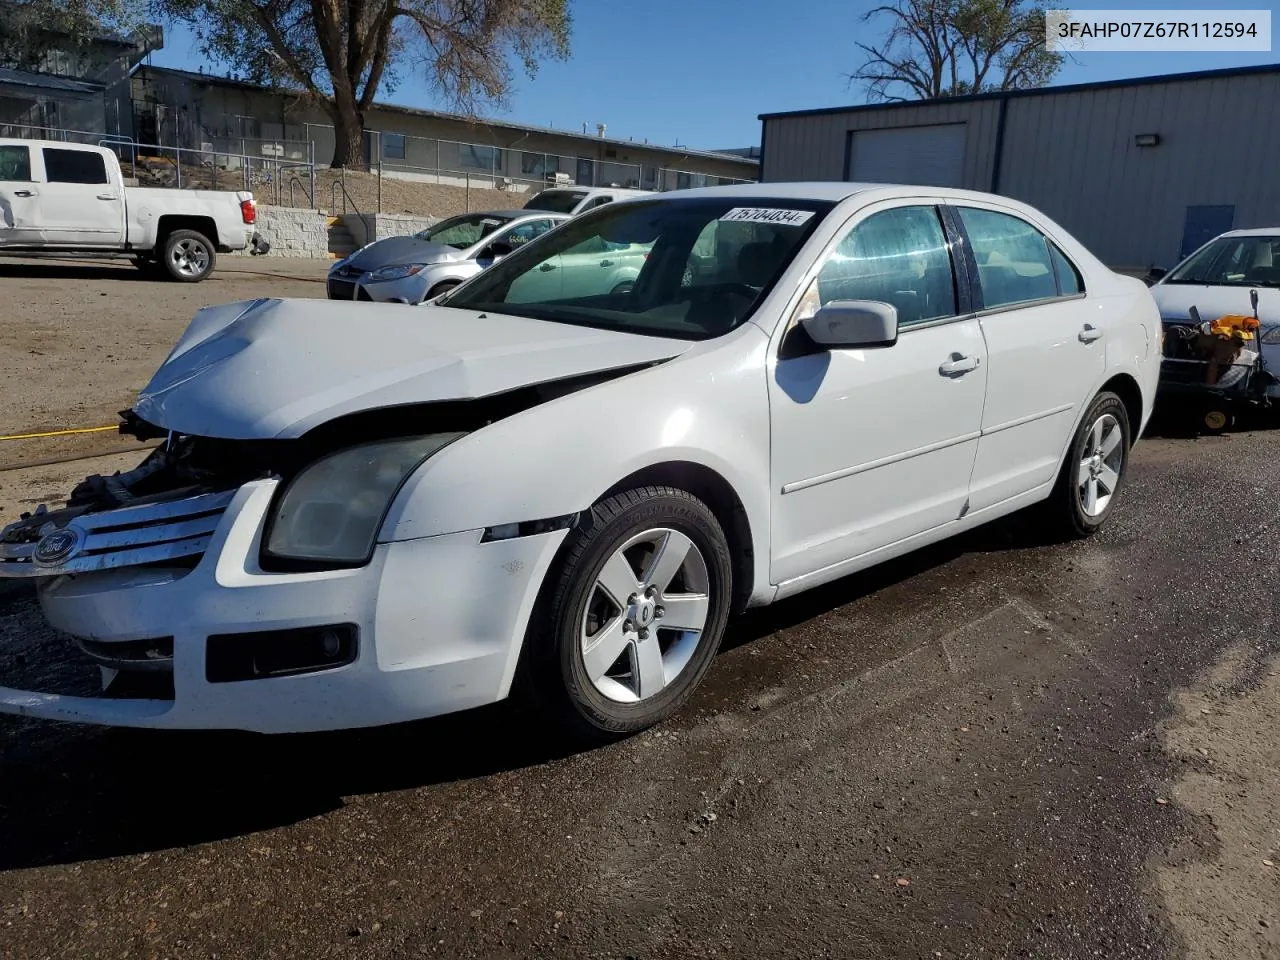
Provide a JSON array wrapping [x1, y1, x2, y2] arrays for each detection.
[[847, 124, 967, 188]]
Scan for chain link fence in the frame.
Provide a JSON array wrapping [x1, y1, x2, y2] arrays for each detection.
[[7, 123, 755, 214]]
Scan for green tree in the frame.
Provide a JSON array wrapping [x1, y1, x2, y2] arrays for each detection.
[[849, 0, 1062, 101], [153, 0, 571, 168]]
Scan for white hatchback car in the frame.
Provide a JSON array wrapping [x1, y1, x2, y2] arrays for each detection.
[[0, 183, 1160, 738]]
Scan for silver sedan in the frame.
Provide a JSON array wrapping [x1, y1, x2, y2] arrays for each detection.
[[326, 210, 570, 304]]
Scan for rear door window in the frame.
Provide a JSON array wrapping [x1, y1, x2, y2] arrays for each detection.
[[956, 207, 1060, 309], [42, 148, 109, 184], [0, 145, 32, 181]]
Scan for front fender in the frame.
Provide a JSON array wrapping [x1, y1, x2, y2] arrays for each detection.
[[379, 324, 774, 600]]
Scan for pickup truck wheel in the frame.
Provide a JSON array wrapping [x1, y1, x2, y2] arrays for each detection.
[[161, 230, 215, 282]]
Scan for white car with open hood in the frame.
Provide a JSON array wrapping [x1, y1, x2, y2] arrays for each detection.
[[0, 183, 1161, 738]]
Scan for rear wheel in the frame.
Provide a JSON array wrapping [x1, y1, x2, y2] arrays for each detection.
[[521, 486, 733, 741], [1044, 392, 1131, 539], [161, 229, 215, 282]]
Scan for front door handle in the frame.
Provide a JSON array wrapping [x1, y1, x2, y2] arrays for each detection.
[[600, 259, 614, 267], [13, 189, 35, 197], [1079, 323, 1104, 343], [97, 193, 118, 201], [939, 354, 981, 376], [538, 262, 556, 272]]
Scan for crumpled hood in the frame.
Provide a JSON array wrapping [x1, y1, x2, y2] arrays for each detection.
[[345, 236, 464, 270], [133, 298, 692, 439]]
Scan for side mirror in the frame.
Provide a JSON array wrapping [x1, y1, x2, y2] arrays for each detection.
[[800, 300, 898, 349], [482, 241, 514, 261], [1147, 266, 1167, 283]]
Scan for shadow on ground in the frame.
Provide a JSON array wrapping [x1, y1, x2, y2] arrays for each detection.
[[0, 505, 1077, 872], [0, 260, 155, 283]]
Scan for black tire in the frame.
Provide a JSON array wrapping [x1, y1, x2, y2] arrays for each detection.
[[160, 229, 216, 282], [1044, 391, 1131, 539], [610, 280, 635, 295], [520, 485, 733, 741], [427, 279, 460, 301]]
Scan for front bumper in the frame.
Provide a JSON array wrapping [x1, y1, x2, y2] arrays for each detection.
[[0, 480, 567, 733], [326, 268, 429, 304]]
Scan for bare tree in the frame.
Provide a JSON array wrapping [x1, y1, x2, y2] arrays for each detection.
[[153, 0, 572, 168], [849, 0, 1062, 102]]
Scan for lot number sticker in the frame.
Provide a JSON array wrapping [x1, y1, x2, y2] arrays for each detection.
[[719, 207, 815, 226]]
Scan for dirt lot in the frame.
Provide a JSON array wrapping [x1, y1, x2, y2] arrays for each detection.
[[0, 261, 1278, 959], [0, 256, 328, 473]]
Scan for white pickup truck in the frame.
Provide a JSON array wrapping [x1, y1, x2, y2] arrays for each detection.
[[0, 138, 268, 282]]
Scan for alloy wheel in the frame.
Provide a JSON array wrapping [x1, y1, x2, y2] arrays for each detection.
[[170, 239, 210, 277], [579, 528, 711, 704], [1077, 413, 1124, 517]]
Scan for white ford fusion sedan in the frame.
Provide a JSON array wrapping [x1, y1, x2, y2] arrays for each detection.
[[0, 183, 1161, 738]]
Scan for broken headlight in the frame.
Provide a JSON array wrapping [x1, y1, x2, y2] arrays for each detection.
[[263, 433, 466, 566]]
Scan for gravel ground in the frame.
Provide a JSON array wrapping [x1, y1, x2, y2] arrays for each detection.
[[0, 256, 328, 470], [0, 261, 1278, 958]]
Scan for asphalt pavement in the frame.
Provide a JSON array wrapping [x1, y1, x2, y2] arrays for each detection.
[[1, 424, 1278, 960]]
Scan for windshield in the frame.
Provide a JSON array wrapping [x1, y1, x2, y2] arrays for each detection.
[[415, 213, 513, 250], [524, 189, 588, 213], [1165, 236, 1280, 287], [441, 196, 835, 340]]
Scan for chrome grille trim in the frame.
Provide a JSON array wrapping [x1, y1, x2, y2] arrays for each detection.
[[0, 489, 235, 579]]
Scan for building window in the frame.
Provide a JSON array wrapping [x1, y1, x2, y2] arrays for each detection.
[[461, 143, 502, 171], [382, 133, 406, 160], [521, 152, 549, 177]]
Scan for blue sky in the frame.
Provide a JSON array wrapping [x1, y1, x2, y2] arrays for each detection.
[[151, 0, 1279, 151]]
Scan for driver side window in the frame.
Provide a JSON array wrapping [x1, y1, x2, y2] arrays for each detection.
[[814, 205, 958, 328], [501, 219, 555, 249]]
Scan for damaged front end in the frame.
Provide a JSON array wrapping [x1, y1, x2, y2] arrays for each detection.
[[0, 424, 282, 580]]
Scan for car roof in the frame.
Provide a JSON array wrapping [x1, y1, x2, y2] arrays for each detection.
[[626, 181, 1041, 205], [1221, 228, 1280, 238], [468, 209, 570, 220]]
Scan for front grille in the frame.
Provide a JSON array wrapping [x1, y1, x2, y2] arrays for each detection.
[[0, 488, 236, 579], [327, 278, 356, 300]]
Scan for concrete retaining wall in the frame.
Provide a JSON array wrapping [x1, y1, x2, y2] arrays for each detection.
[[231, 205, 330, 258], [346, 212, 440, 248]]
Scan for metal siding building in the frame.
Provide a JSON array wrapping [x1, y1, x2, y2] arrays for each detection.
[[759, 64, 1280, 271]]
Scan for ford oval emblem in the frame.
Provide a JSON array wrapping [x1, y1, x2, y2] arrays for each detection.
[[33, 525, 84, 567]]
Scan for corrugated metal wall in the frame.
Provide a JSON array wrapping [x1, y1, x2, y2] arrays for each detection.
[[761, 70, 1280, 269], [761, 99, 1002, 189], [997, 73, 1280, 268]]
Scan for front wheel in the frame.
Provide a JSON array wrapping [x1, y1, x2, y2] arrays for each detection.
[[161, 229, 216, 282], [426, 279, 460, 301], [1044, 392, 1131, 539], [521, 486, 733, 741]]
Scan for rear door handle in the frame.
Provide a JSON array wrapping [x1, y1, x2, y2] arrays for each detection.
[[1079, 324, 1104, 343], [600, 259, 614, 267], [939, 354, 981, 376], [538, 262, 556, 272], [13, 189, 35, 197], [97, 193, 118, 201]]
